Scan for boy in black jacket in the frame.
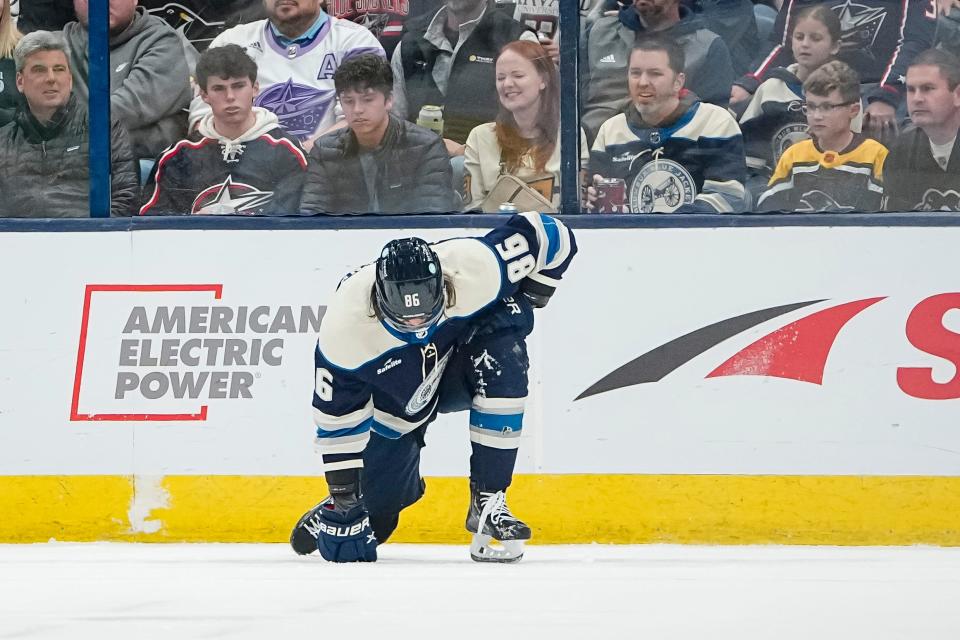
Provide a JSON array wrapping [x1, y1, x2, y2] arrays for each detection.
[[300, 54, 457, 214]]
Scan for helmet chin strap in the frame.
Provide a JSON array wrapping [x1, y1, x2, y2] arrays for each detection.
[[379, 313, 442, 344]]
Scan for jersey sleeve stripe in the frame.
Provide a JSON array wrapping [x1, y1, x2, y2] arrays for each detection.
[[139, 138, 215, 215], [371, 421, 404, 439], [261, 134, 308, 169], [472, 396, 526, 411], [539, 213, 562, 264], [344, 46, 387, 60], [314, 418, 373, 439], [469, 410, 523, 431], [695, 192, 734, 213], [373, 406, 434, 435], [313, 432, 369, 454], [879, 0, 910, 88], [469, 429, 522, 449], [323, 458, 365, 472], [312, 397, 374, 428]]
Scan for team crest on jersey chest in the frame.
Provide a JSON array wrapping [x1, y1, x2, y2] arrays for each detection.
[[255, 79, 336, 139], [629, 157, 696, 213], [191, 176, 274, 215], [404, 345, 452, 415], [772, 121, 810, 164], [832, 0, 886, 51]]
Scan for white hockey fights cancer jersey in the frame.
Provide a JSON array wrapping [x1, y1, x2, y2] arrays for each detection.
[[189, 14, 385, 140], [311, 213, 576, 473]]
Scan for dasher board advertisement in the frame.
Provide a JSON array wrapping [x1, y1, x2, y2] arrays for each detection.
[[0, 226, 957, 477]]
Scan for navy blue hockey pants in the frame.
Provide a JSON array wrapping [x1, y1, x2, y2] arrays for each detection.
[[362, 326, 531, 542]]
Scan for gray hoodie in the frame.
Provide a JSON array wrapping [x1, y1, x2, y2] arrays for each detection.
[[62, 7, 191, 160]]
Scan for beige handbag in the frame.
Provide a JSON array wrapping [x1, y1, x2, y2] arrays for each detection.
[[479, 173, 558, 214]]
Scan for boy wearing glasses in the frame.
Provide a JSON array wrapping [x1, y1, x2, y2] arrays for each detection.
[[758, 60, 888, 213]]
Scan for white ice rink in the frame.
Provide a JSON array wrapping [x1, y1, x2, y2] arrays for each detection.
[[1, 543, 959, 639]]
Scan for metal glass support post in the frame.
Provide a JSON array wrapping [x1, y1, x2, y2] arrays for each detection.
[[88, 0, 111, 218], [558, 0, 581, 214]]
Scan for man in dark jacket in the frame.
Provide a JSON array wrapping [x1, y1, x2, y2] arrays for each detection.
[[0, 30, 138, 217], [63, 0, 192, 160], [883, 49, 960, 212], [301, 54, 457, 214]]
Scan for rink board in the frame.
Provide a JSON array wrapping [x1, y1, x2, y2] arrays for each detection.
[[1, 225, 959, 544], [4, 474, 960, 545]]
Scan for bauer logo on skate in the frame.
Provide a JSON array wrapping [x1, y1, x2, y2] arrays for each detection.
[[71, 284, 326, 421]]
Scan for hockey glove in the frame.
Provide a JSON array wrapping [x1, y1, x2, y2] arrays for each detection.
[[519, 277, 554, 309], [315, 496, 378, 563]]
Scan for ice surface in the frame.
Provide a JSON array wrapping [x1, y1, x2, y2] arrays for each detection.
[[1, 543, 958, 639]]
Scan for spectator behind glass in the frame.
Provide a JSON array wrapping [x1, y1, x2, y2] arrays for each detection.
[[300, 53, 457, 214], [0, 31, 137, 217], [0, 0, 22, 125], [140, 44, 308, 216], [738, 5, 864, 189], [618, 0, 758, 76], [507, 0, 561, 64], [883, 49, 960, 212], [758, 60, 887, 212], [141, 0, 266, 53], [937, 0, 960, 57], [327, 0, 443, 59], [189, 0, 385, 153], [580, 0, 735, 142], [15, 0, 73, 32], [464, 40, 586, 211], [390, 0, 537, 157], [63, 0, 192, 161], [586, 35, 746, 213], [730, 1, 937, 141]]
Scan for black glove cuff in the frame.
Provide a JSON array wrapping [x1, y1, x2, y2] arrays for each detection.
[[520, 278, 555, 308], [326, 467, 361, 499]]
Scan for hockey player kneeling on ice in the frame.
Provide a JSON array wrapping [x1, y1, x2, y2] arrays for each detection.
[[584, 34, 747, 214], [291, 212, 577, 562]]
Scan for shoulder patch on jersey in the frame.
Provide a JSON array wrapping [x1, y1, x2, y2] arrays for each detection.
[[676, 103, 742, 140]]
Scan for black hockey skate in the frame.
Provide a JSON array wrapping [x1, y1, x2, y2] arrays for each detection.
[[465, 483, 531, 563], [290, 499, 328, 555]]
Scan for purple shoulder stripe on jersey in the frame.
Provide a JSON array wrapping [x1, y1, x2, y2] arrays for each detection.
[[264, 18, 333, 57], [343, 46, 387, 60]]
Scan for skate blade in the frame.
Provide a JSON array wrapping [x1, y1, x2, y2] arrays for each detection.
[[469, 534, 524, 563]]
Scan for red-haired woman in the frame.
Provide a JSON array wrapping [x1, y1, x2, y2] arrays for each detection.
[[464, 39, 585, 212]]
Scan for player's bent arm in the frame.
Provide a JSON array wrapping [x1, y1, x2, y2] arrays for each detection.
[[434, 213, 577, 317], [484, 212, 578, 303], [313, 344, 375, 474]]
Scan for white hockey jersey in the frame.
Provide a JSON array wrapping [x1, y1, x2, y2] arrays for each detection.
[[188, 14, 385, 140]]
